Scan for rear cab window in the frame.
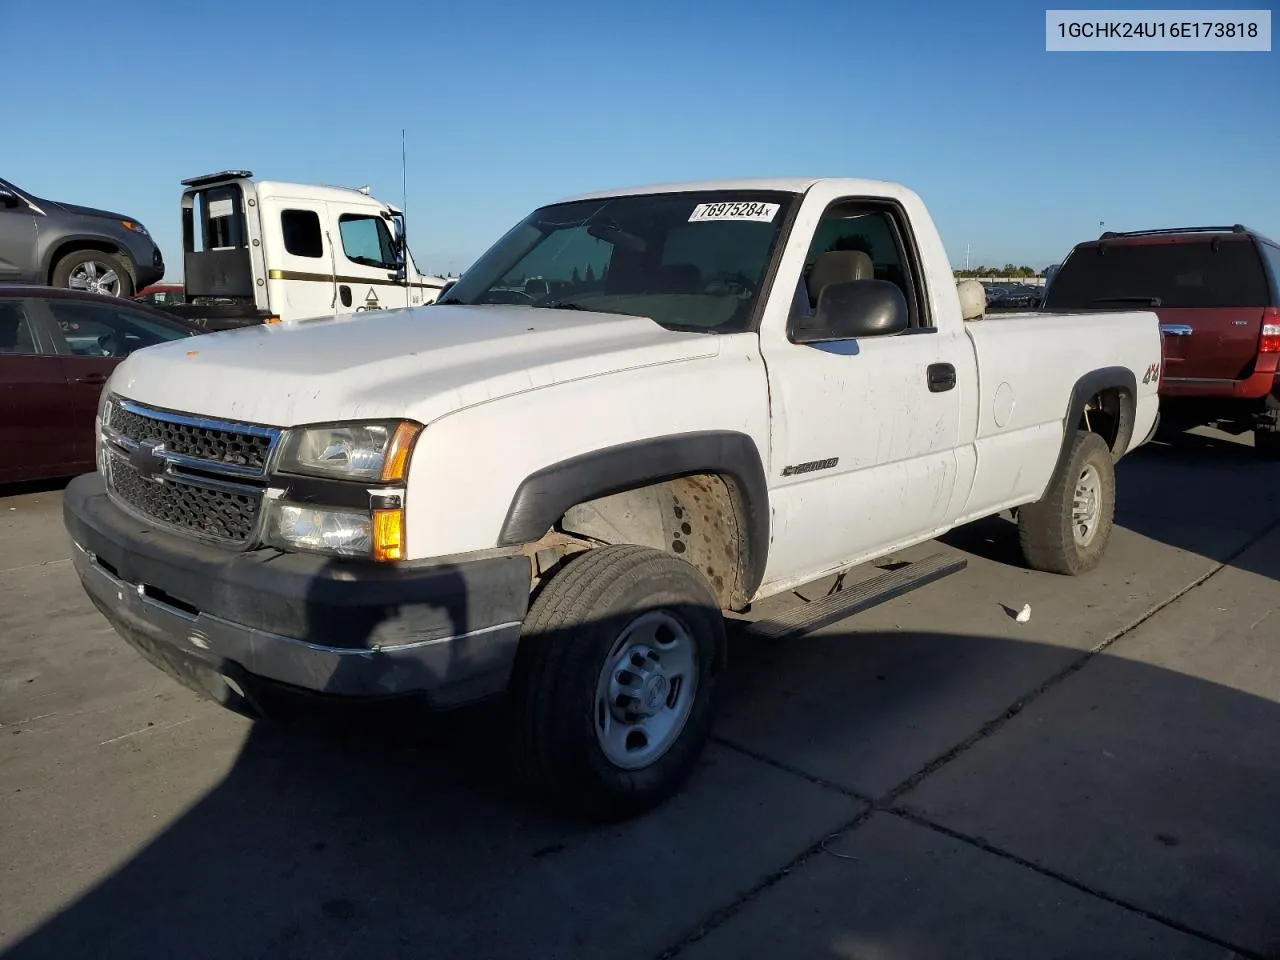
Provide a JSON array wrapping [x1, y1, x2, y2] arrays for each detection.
[[1044, 237, 1273, 310]]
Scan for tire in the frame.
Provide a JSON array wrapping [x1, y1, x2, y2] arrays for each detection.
[[1254, 427, 1280, 460], [1018, 430, 1116, 576], [511, 544, 726, 821], [51, 249, 134, 298]]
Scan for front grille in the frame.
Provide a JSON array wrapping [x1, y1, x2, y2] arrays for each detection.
[[106, 403, 273, 471], [108, 451, 261, 542], [102, 398, 280, 546]]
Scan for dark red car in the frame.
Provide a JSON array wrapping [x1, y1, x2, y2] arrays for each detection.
[[1044, 225, 1280, 455], [0, 285, 204, 484]]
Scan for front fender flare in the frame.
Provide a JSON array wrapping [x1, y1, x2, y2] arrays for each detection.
[[498, 430, 770, 599]]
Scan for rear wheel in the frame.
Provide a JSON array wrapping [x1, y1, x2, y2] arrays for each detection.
[[511, 544, 726, 821], [1018, 430, 1116, 576], [1254, 427, 1280, 459], [52, 250, 133, 298]]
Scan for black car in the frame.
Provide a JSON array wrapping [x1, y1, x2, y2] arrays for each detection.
[[988, 283, 1044, 310], [0, 177, 165, 299]]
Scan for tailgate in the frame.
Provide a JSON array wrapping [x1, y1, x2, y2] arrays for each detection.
[[1158, 305, 1267, 381]]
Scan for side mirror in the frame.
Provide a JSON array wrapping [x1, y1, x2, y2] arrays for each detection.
[[793, 279, 909, 344], [0, 188, 20, 209]]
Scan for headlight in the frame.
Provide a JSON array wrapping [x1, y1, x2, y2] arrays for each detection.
[[263, 503, 372, 558], [263, 502, 404, 561], [276, 420, 420, 482], [121, 220, 149, 236]]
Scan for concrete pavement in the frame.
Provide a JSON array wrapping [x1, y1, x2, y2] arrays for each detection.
[[1, 428, 1278, 959]]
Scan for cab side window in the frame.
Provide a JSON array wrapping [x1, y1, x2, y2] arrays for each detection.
[[793, 203, 927, 330], [339, 215, 398, 269], [281, 209, 323, 259]]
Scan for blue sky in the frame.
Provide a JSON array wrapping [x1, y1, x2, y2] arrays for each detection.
[[3, 0, 1276, 277]]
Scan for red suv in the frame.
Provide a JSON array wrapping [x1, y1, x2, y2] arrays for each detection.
[[1044, 225, 1280, 456]]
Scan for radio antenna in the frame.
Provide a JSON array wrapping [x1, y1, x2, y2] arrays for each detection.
[[400, 128, 409, 287]]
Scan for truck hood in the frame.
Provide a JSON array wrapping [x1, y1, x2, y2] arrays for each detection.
[[108, 304, 722, 427]]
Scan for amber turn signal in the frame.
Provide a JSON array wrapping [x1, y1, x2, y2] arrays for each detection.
[[380, 422, 421, 483], [372, 508, 405, 562]]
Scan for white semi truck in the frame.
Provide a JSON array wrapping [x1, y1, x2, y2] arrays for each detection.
[[160, 170, 448, 330]]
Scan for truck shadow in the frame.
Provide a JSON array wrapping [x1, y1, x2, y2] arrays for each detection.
[[6, 602, 1280, 959], [940, 427, 1280, 581]]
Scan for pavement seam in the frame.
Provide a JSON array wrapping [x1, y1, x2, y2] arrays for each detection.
[[888, 807, 1264, 959], [656, 517, 1280, 959], [883, 517, 1280, 807], [711, 735, 874, 804], [652, 806, 878, 960]]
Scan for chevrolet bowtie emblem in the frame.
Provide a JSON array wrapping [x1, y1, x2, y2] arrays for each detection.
[[129, 440, 168, 482]]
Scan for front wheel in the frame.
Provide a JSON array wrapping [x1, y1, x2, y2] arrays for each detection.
[[1018, 430, 1116, 576], [511, 544, 726, 821], [52, 249, 134, 298]]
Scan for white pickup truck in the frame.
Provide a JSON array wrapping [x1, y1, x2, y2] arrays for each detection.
[[64, 177, 1162, 820]]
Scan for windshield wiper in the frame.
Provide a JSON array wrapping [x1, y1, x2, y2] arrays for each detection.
[[1091, 296, 1163, 307], [536, 301, 590, 311]]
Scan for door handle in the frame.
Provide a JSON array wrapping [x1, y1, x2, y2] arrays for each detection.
[[1159, 324, 1193, 337], [927, 362, 956, 393], [339, 285, 352, 308], [75, 373, 109, 385]]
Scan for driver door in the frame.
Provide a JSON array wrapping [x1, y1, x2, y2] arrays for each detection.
[[329, 206, 410, 314]]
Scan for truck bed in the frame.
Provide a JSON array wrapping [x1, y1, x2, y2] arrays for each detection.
[[956, 308, 1161, 523]]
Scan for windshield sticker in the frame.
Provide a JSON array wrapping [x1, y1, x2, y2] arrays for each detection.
[[688, 202, 779, 223]]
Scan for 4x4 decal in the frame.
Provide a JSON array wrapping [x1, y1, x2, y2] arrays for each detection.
[[1142, 361, 1161, 384]]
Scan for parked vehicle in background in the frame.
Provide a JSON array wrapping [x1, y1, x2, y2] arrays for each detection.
[[64, 176, 1161, 820], [1044, 225, 1280, 455], [151, 171, 449, 331], [135, 282, 185, 306], [0, 177, 165, 299], [987, 283, 1044, 311], [0, 287, 201, 484]]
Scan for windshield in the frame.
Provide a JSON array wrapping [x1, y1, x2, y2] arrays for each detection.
[[442, 191, 797, 333]]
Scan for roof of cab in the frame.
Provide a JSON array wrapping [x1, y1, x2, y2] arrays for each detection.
[[554, 177, 906, 204], [252, 180, 388, 207]]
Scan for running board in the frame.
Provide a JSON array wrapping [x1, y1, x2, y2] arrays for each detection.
[[746, 552, 968, 642]]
